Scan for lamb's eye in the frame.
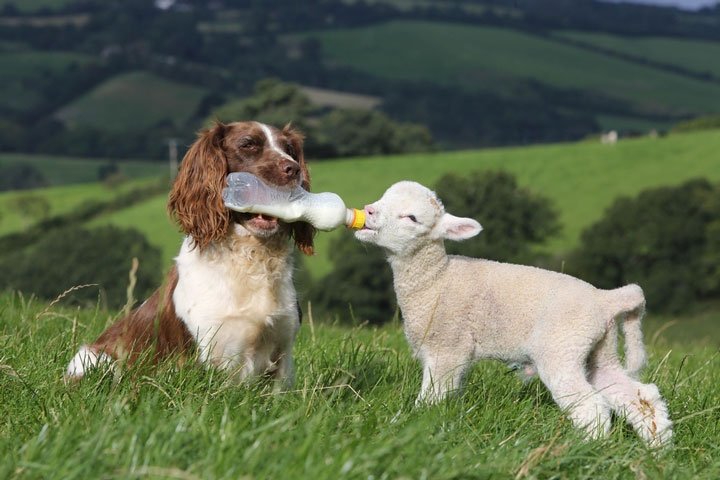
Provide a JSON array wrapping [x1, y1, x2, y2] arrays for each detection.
[[403, 214, 418, 223]]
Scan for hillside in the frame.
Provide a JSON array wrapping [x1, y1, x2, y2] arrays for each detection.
[[555, 30, 720, 78], [307, 20, 720, 125], [2, 2, 720, 157], [0, 177, 162, 236], [3, 129, 718, 274], [0, 153, 166, 185], [0, 49, 93, 115], [55, 71, 208, 132]]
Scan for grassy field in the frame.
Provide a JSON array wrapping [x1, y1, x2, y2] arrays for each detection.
[[88, 194, 182, 267], [1, 292, 718, 478], [307, 20, 720, 117], [0, 153, 167, 186], [0, 50, 93, 114], [555, 31, 720, 78], [55, 71, 208, 132], [2, 129, 718, 275], [0, 178, 162, 236]]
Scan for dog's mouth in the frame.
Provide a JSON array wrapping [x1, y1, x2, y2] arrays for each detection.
[[246, 213, 279, 230], [233, 212, 283, 236]]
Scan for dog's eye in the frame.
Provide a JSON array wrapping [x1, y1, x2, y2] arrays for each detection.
[[285, 143, 296, 158], [238, 137, 258, 149]]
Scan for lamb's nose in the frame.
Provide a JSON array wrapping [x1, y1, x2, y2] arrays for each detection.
[[365, 205, 376, 216]]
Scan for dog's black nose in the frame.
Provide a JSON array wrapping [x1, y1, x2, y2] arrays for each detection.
[[282, 160, 300, 179]]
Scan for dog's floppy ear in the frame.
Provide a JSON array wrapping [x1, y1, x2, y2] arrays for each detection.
[[284, 124, 315, 256], [168, 122, 230, 250]]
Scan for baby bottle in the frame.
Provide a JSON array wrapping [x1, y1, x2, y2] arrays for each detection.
[[222, 172, 365, 231]]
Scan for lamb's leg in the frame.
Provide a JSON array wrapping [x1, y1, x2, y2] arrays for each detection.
[[536, 360, 611, 439], [588, 323, 672, 446], [590, 367, 673, 447], [270, 349, 295, 393], [416, 352, 470, 405]]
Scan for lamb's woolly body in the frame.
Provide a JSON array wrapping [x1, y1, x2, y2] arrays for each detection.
[[394, 251, 642, 370], [358, 180, 672, 447], [174, 225, 299, 381]]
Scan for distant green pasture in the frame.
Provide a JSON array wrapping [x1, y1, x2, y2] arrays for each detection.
[[308, 20, 720, 116], [0, 178, 161, 236], [0, 153, 166, 186], [0, 50, 93, 113], [55, 71, 208, 132], [88, 194, 182, 268], [31, 129, 718, 277], [556, 30, 720, 78]]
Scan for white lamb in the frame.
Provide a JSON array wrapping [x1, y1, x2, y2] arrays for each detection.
[[355, 181, 672, 446]]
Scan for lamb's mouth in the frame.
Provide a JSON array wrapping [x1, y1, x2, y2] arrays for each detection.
[[354, 225, 377, 242]]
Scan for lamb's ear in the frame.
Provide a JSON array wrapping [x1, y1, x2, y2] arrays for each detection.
[[435, 213, 482, 241]]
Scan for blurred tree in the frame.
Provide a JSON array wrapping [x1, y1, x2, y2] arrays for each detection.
[[309, 230, 395, 325], [435, 171, 560, 263], [209, 79, 433, 158], [569, 179, 718, 313], [0, 226, 162, 309], [98, 161, 120, 181], [0, 164, 48, 192], [702, 190, 720, 295], [209, 78, 316, 132], [8, 194, 50, 227], [671, 114, 720, 134], [316, 108, 433, 157]]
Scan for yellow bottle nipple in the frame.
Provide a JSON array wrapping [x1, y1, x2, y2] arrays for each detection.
[[348, 208, 366, 229]]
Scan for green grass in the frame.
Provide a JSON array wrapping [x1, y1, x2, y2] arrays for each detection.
[[0, 50, 93, 113], [556, 31, 720, 78], [55, 71, 208, 132], [307, 20, 720, 116], [1, 292, 719, 478], [88, 194, 182, 268], [0, 153, 167, 186], [0, 178, 161, 236]]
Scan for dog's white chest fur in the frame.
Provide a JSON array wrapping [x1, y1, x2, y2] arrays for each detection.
[[173, 228, 298, 377]]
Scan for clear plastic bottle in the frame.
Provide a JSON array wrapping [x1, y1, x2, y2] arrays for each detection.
[[222, 172, 365, 231]]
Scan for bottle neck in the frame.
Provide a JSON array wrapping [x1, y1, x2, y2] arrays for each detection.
[[346, 208, 366, 229]]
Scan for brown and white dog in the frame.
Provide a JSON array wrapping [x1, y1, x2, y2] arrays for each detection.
[[66, 121, 314, 387]]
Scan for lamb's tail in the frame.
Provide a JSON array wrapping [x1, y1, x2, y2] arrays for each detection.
[[609, 284, 647, 378]]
